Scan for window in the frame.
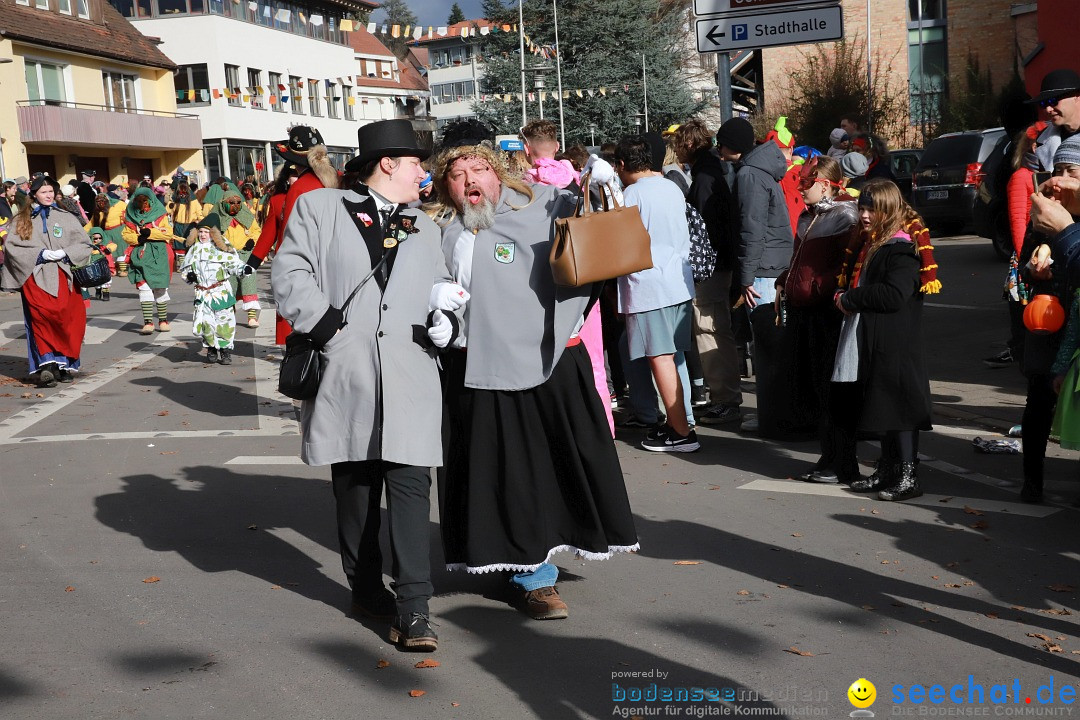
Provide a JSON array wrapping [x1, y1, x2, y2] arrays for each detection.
[[111, 0, 134, 16], [248, 68, 263, 109], [136, 0, 153, 17], [326, 82, 338, 118], [225, 64, 241, 106], [343, 85, 354, 120], [16, 0, 30, 6], [35, 0, 48, 9], [59, 0, 71, 14], [289, 74, 303, 114], [76, 0, 89, 17], [908, 0, 948, 126], [24, 60, 67, 104], [308, 79, 321, 116], [175, 63, 210, 106], [432, 81, 477, 104], [269, 72, 284, 112], [102, 71, 138, 112]]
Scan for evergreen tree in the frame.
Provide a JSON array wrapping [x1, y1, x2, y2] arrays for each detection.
[[447, 2, 466, 25], [481, 0, 510, 22], [378, 0, 418, 59], [471, 0, 703, 146]]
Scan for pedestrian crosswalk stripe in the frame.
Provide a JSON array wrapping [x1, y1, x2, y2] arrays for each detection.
[[738, 479, 1059, 517], [225, 455, 304, 465]]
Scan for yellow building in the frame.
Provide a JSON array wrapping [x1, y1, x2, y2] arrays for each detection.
[[0, 0, 203, 187]]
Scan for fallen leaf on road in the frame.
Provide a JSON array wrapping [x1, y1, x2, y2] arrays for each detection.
[[1040, 608, 1072, 616], [1046, 643, 1063, 653], [673, 561, 702, 566], [409, 690, 426, 697], [270, 585, 281, 590], [945, 583, 962, 588], [871, 509, 881, 515], [376, 660, 390, 669], [963, 506, 984, 516], [861, 605, 875, 611], [157, 411, 169, 416], [791, 533, 803, 537], [247, 524, 258, 530], [65, 586, 75, 592], [963, 581, 975, 586], [159, 451, 177, 455], [1047, 584, 1076, 593], [776, 584, 789, 589], [35, 393, 43, 398], [984, 612, 999, 619], [931, 575, 940, 579], [1011, 605, 1026, 610], [709, 486, 723, 491], [1027, 633, 1052, 642], [415, 659, 440, 669], [737, 590, 751, 596], [784, 646, 815, 657], [970, 521, 989, 530], [21, 393, 31, 399], [939, 496, 954, 503], [881, 561, 890, 565], [451, 702, 460, 707], [143, 576, 161, 584]]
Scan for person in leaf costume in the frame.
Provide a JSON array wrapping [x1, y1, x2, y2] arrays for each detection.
[[122, 187, 175, 334], [203, 182, 262, 328], [179, 215, 254, 365]]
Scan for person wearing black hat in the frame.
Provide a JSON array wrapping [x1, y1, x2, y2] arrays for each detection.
[[76, 170, 97, 218], [271, 118, 463, 652], [0, 175, 93, 387], [1028, 69, 1080, 172]]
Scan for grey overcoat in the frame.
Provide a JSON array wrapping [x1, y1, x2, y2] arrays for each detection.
[[271, 187, 454, 468]]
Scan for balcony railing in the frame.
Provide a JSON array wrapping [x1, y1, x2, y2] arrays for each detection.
[[16, 100, 202, 150]]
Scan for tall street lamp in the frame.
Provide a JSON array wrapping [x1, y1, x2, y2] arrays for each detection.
[[589, 122, 597, 146], [532, 64, 553, 120]]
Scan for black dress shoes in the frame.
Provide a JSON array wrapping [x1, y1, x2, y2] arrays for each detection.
[[350, 587, 397, 622], [389, 612, 438, 652]]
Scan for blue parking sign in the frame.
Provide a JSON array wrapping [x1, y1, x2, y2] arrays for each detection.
[[732, 23, 748, 41]]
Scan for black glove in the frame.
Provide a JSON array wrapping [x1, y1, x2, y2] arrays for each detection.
[[100, 245, 112, 255], [138, 227, 151, 243], [245, 255, 263, 272], [241, 265, 253, 276], [243, 239, 255, 251], [185, 271, 197, 284]]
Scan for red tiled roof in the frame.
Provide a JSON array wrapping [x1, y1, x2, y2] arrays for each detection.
[[0, 0, 176, 69], [348, 25, 394, 56], [410, 18, 495, 46], [398, 64, 427, 91], [407, 47, 428, 67]]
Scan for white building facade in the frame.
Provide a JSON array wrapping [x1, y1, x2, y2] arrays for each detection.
[[411, 20, 494, 133]]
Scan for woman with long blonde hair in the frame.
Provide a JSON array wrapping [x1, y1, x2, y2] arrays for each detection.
[[831, 179, 940, 501]]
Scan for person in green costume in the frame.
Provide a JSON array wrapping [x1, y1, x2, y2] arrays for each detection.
[[122, 187, 175, 334]]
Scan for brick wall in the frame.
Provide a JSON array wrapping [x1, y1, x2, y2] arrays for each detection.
[[946, 0, 1018, 92]]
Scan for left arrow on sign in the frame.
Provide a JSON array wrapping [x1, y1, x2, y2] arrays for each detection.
[[705, 24, 726, 45]]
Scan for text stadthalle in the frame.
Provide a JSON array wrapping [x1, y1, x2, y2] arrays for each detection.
[[753, 19, 828, 36]]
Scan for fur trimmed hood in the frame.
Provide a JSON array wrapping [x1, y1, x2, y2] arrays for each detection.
[[305, 144, 340, 190], [186, 224, 228, 251]]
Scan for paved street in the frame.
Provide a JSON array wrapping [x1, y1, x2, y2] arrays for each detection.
[[1, 234, 1077, 720]]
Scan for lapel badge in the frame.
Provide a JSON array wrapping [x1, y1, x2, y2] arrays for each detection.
[[357, 212, 373, 227], [494, 241, 515, 264], [383, 236, 398, 249]]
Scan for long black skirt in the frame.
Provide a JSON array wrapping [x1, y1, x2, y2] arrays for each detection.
[[440, 343, 639, 573]]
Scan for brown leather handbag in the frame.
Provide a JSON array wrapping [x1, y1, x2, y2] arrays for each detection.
[[550, 173, 653, 287]]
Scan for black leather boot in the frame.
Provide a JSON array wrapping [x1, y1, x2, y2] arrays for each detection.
[[850, 462, 895, 493], [878, 461, 922, 501]]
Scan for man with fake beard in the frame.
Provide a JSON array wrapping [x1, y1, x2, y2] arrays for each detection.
[[430, 144, 639, 621]]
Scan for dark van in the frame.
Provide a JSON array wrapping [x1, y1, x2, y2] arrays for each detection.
[[911, 128, 1006, 235]]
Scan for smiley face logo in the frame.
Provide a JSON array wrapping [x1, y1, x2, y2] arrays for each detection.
[[848, 678, 876, 709]]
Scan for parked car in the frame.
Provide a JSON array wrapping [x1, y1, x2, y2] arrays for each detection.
[[890, 148, 923, 201], [972, 132, 1018, 261], [911, 128, 1007, 240]]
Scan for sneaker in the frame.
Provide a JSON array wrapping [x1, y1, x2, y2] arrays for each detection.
[[206, 347, 219, 363], [698, 404, 742, 425], [609, 392, 619, 408], [57, 369, 74, 384], [521, 586, 569, 620], [983, 349, 1014, 369], [691, 385, 709, 407], [350, 587, 397, 622], [219, 350, 233, 365], [388, 612, 438, 651], [158, 320, 171, 333], [739, 416, 759, 432], [641, 425, 701, 453], [139, 323, 155, 335]]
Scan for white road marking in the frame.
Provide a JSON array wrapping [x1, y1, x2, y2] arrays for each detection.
[[0, 428, 300, 445], [738, 479, 1059, 517], [225, 455, 304, 465], [0, 341, 173, 441]]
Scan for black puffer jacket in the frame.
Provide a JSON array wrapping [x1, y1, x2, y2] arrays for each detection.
[[686, 148, 736, 271]]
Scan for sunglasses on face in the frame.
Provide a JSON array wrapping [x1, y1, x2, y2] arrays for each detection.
[[797, 175, 843, 191], [1039, 93, 1078, 109]]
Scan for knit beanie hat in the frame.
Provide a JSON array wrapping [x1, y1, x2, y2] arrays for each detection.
[[829, 128, 848, 146], [1053, 134, 1080, 167], [715, 118, 755, 156], [841, 152, 869, 178]]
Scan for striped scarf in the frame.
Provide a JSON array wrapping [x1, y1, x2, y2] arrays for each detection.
[[838, 219, 941, 294]]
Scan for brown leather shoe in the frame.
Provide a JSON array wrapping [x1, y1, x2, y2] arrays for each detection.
[[521, 586, 568, 620]]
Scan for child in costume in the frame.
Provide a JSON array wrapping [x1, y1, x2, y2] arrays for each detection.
[[202, 183, 261, 328], [85, 227, 114, 301], [122, 187, 175, 334], [179, 216, 253, 365]]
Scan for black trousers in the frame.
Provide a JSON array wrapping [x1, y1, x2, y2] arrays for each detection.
[[330, 460, 433, 616], [1022, 374, 1056, 487]]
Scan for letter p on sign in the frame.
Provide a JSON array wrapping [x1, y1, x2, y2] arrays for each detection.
[[733, 24, 748, 40]]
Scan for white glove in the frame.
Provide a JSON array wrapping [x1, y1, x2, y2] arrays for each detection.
[[42, 248, 66, 262], [588, 156, 615, 185], [427, 310, 453, 348], [429, 282, 470, 312]]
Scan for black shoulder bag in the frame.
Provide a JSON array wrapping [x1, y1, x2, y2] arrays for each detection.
[[278, 255, 387, 400]]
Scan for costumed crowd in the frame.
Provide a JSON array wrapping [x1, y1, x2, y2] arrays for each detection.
[[2, 65, 1079, 653]]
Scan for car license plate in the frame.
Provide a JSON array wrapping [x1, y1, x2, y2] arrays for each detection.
[[927, 190, 948, 200]]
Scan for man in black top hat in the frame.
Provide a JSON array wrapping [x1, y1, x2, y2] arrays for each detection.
[[271, 119, 461, 652], [76, 170, 97, 218], [1028, 69, 1080, 171]]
